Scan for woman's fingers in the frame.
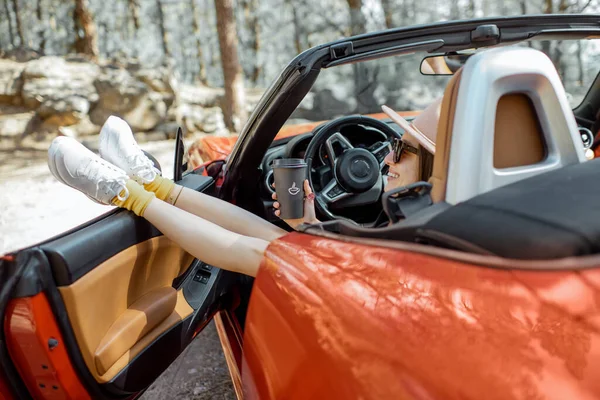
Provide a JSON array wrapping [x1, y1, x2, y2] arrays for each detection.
[[271, 192, 277, 200], [303, 179, 312, 195], [274, 210, 280, 217], [273, 201, 280, 209]]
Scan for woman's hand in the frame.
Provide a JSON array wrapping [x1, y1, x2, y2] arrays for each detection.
[[272, 179, 319, 229]]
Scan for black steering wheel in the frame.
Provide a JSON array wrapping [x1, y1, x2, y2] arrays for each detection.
[[304, 115, 402, 223]]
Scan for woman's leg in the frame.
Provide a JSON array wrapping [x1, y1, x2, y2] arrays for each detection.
[[49, 136, 268, 277], [172, 186, 286, 242], [98, 115, 287, 242], [143, 197, 267, 276]]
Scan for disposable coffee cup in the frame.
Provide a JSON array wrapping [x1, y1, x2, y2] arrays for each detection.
[[272, 158, 307, 219]]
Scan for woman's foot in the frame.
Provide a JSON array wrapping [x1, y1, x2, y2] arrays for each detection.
[[99, 116, 160, 184], [48, 136, 129, 205]]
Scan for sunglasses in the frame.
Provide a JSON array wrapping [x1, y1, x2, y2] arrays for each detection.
[[390, 138, 420, 163]]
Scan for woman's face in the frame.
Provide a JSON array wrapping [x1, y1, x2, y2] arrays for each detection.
[[383, 144, 420, 193]]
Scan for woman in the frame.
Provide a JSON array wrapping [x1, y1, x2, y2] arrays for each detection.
[[274, 100, 440, 229], [47, 102, 439, 278]]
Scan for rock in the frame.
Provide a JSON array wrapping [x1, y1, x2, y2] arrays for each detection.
[[38, 96, 91, 126], [135, 66, 177, 96], [0, 59, 25, 105], [134, 131, 169, 143], [152, 121, 182, 139], [91, 68, 167, 131], [178, 84, 224, 108], [21, 56, 99, 124], [0, 109, 36, 137], [56, 116, 99, 138], [17, 130, 57, 151], [175, 103, 227, 134]]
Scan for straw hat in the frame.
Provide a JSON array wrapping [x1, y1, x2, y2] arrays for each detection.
[[381, 98, 442, 155]]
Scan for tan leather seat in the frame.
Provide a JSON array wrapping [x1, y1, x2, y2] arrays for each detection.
[[429, 69, 463, 203], [428, 46, 584, 204]]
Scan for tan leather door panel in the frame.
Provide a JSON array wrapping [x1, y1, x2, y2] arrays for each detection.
[[58, 236, 194, 383]]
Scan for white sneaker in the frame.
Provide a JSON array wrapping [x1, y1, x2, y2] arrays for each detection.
[[99, 116, 160, 185], [48, 136, 129, 205]]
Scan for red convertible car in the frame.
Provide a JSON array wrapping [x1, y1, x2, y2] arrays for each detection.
[[2, 14, 600, 400]]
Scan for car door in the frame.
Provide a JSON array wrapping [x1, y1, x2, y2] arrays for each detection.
[[242, 231, 600, 400], [0, 170, 233, 400]]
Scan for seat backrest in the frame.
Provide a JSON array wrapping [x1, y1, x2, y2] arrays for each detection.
[[429, 46, 586, 204]]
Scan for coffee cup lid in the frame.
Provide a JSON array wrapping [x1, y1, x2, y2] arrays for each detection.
[[272, 158, 307, 168]]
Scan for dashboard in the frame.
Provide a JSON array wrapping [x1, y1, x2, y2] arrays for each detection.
[[260, 122, 394, 196]]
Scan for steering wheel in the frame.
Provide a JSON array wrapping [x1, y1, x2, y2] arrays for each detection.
[[303, 115, 402, 223]]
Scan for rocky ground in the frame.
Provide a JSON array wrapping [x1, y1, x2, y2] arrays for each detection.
[[0, 139, 235, 399]]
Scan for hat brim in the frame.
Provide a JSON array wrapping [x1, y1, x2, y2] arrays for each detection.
[[382, 104, 437, 155]]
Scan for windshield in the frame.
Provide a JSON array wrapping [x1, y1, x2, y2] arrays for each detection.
[[287, 38, 600, 124]]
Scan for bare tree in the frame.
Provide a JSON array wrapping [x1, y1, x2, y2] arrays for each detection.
[[214, 0, 247, 132], [154, 0, 170, 58], [128, 0, 140, 31], [189, 0, 207, 84], [346, 0, 366, 36], [3, 0, 15, 47], [11, 0, 24, 46], [36, 0, 45, 52], [241, 0, 261, 85], [73, 0, 99, 59], [381, 0, 394, 29], [288, 1, 303, 54]]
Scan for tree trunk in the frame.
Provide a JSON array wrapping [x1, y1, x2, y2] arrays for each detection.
[[189, 0, 207, 84], [156, 0, 170, 58], [73, 0, 99, 59], [214, 0, 247, 132], [558, 0, 569, 12], [11, 0, 24, 47], [289, 0, 303, 54], [381, 0, 394, 29], [468, 0, 476, 18], [577, 41, 585, 85], [241, 0, 261, 85], [128, 0, 140, 31], [3, 0, 15, 47], [346, 0, 366, 36], [37, 0, 45, 52]]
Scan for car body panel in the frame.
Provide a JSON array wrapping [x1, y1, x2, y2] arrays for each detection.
[[242, 232, 600, 400], [5, 293, 91, 400]]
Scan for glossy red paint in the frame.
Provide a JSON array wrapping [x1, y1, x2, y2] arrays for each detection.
[[0, 372, 15, 400], [242, 232, 600, 400], [4, 294, 91, 400], [215, 311, 244, 400]]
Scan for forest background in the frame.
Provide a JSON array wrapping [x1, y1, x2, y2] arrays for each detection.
[[0, 0, 599, 157]]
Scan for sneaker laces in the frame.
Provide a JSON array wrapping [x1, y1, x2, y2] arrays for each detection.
[[78, 159, 129, 202], [127, 153, 160, 184]]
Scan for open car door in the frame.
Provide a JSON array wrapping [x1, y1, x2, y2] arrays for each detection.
[[0, 170, 231, 399]]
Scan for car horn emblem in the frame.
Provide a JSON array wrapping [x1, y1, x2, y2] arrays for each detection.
[[288, 182, 300, 195]]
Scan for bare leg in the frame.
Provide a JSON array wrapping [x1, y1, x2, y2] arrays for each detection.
[[144, 197, 268, 277], [173, 186, 287, 242]]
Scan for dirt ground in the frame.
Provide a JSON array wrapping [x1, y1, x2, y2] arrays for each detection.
[[0, 140, 235, 399]]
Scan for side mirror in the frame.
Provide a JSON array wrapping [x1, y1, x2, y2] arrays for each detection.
[[420, 54, 470, 75]]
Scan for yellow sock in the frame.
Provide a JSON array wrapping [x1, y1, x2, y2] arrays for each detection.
[[113, 180, 156, 217], [144, 175, 180, 204]]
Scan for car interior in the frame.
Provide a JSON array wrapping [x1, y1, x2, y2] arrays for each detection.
[[260, 44, 600, 260]]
